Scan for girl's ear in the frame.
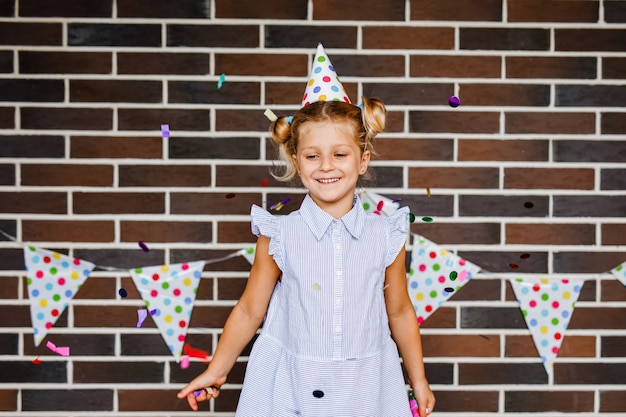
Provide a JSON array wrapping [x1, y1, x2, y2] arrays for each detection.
[[359, 149, 371, 175], [291, 152, 300, 175]]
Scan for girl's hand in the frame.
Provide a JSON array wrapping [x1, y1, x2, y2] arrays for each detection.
[[176, 372, 226, 411], [410, 377, 435, 416]]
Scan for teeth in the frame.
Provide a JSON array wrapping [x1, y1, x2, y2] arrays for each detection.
[[318, 178, 339, 183]]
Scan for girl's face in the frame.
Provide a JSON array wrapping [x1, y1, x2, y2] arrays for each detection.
[[293, 120, 370, 219]]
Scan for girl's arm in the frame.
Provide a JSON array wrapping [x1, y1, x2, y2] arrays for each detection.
[[384, 246, 436, 416], [177, 235, 281, 410]]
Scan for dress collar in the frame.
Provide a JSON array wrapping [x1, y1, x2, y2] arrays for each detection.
[[300, 194, 365, 241]]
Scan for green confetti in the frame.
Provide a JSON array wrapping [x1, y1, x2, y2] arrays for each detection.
[[409, 213, 416, 223], [449, 271, 458, 281], [421, 216, 433, 223]]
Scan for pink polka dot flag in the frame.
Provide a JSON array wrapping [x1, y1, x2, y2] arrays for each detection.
[[358, 189, 400, 217], [23, 246, 95, 347], [301, 43, 351, 107], [510, 277, 584, 376], [610, 261, 626, 286], [130, 261, 205, 361], [408, 235, 481, 325]]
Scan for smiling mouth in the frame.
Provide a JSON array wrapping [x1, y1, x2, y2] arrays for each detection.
[[317, 178, 340, 183]]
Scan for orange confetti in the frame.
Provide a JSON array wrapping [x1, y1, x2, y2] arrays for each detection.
[[426, 186, 431, 198]]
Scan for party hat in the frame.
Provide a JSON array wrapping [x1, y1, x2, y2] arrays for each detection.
[[301, 43, 351, 107]]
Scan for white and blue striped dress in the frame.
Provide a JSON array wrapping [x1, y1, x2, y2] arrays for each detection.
[[236, 194, 412, 417]]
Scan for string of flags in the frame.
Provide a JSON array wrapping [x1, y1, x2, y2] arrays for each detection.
[[3, 189, 625, 376]]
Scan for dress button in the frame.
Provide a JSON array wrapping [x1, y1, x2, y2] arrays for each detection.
[[312, 390, 324, 398], [335, 326, 341, 333], [335, 298, 341, 305]]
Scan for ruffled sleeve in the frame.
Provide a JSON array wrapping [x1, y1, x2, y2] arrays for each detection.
[[385, 206, 410, 267], [250, 204, 283, 270]]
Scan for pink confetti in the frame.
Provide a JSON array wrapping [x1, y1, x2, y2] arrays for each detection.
[[457, 270, 469, 282], [136, 309, 148, 328], [161, 124, 170, 138], [138, 241, 149, 252], [46, 341, 70, 357], [180, 354, 190, 369]]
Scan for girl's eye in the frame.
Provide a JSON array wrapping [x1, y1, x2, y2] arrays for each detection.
[[306, 155, 318, 160], [335, 153, 346, 158]]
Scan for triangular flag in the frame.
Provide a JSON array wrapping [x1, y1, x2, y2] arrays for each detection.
[[23, 246, 94, 346], [358, 189, 400, 217], [610, 261, 626, 286], [407, 235, 480, 325], [130, 261, 205, 361], [239, 247, 255, 265], [509, 277, 584, 376]]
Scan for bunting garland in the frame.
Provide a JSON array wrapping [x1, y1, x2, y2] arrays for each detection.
[[610, 261, 626, 286]]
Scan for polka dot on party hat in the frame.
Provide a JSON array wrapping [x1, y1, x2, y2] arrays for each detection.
[[129, 261, 205, 361], [301, 43, 350, 107], [23, 246, 95, 347]]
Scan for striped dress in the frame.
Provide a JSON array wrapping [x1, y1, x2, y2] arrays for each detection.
[[236, 194, 412, 417]]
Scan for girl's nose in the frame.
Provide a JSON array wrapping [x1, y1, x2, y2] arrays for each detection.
[[319, 155, 334, 171]]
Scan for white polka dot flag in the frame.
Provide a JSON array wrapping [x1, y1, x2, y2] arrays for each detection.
[[23, 246, 95, 347], [358, 189, 401, 217], [408, 235, 481, 325], [509, 277, 584, 376], [610, 261, 626, 286], [301, 43, 351, 107], [239, 247, 256, 265], [129, 261, 205, 361]]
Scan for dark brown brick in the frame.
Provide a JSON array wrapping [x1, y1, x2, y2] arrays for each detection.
[[556, 29, 626, 52], [432, 390, 498, 412], [215, 165, 279, 187], [70, 136, 162, 159], [603, 57, 626, 79], [22, 220, 114, 242], [0, 249, 27, 271], [0, 23, 62, 45], [169, 137, 260, 160], [24, 334, 114, 356], [190, 306, 233, 328], [74, 361, 163, 383], [169, 81, 259, 104], [20, 0, 111, 17], [74, 305, 156, 328], [171, 249, 253, 272], [0, 333, 17, 353], [363, 26, 453, 49], [171, 192, 262, 215], [0, 360, 66, 382], [0, 164, 14, 185], [21, 164, 113, 186], [508, 0, 599, 22], [557, 84, 626, 107], [411, 55, 501, 78], [506, 112, 595, 134], [554, 195, 626, 217], [265, 82, 308, 105], [602, 336, 626, 357], [461, 251, 548, 273], [601, 279, 626, 302], [410, 0, 502, 21], [504, 167, 594, 190], [376, 138, 453, 161], [0, 51, 11, 73], [70, 80, 162, 103], [411, 222, 500, 245], [21, 108, 112, 130], [119, 165, 211, 187], [460, 195, 549, 217], [0, 275, 18, 298], [69, 23, 161, 47], [605, 0, 626, 22], [0, 79, 63, 102], [378, 194, 454, 218], [601, 168, 626, 190], [216, 109, 274, 132], [0, 192, 66, 214], [118, 108, 210, 131], [119, 388, 205, 411], [422, 335, 499, 357], [0, 0, 13, 16], [602, 112, 626, 134], [313, 0, 404, 21], [217, 221, 252, 243], [73, 192, 165, 214], [214, 388, 241, 412], [554, 140, 626, 162], [449, 279, 501, 301], [118, 52, 209, 75], [217, 276, 248, 301], [0, 135, 64, 158], [23, 389, 112, 411], [461, 28, 549, 50], [459, 363, 547, 384], [118, 0, 209, 18], [507, 56, 597, 79], [460, 83, 550, 106], [555, 363, 626, 384], [266, 25, 357, 48], [554, 252, 626, 274], [330, 54, 405, 77], [601, 390, 626, 412], [121, 221, 212, 243], [459, 139, 548, 161], [0, 107, 13, 128], [216, 0, 307, 19], [216, 53, 306, 77], [506, 390, 594, 412], [0, 389, 17, 411], [19, 51, 111, 74], [602, 224, 626, 245], [462, 306, 527, 329], [409, 167, 499, 188], [419, 306, 456, 328], [506, 335, 595, 358], [73, 276, 116, 300], [167, 24, 259, 48], [121, 334, 175, 356], [506, 223, 595, 245], [410, 111, 500, 133], [363, 82, 453, 105]]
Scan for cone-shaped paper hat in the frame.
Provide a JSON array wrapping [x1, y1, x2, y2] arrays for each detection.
[[301, 43, 351, 107]]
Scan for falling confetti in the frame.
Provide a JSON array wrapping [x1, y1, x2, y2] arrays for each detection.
[[161, 124, 170, 138], [524, 201, 534, 209], [138, 241, 149, 252], [183, 344, 210, 361], [374, 200, 384, 215], [449, 271, 458, 281], [509, 263, 519, 269], [46, 341, 70, 357], [448, 95, 460, 108], [194, 389, 207, 397], [225, 193, 236, 199], [392, 198, 402, 203], [217, 73, 225, 89], [312, 283, 322, 292], [426, 186, 431, 198], [180, 355, 190, 369], [261, 178, 269, 186], [118, 288, 128, 298], [409, 213, 416, 223], [520, 253, 531, 259], [264, 109, 278, 122], [136, 309, 148, 328], [444, 287, 455, 293], [32, 357, 41, 365], [422, 216, 433, 223], [270, 197, 291, 211]]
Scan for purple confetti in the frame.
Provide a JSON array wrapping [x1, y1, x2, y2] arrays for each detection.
[[161, 124, 170, 138], [448, 96, 460, 108], [138, 241, 149, 252]]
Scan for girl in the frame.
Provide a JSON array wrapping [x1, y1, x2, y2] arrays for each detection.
[[178, 45, 435, 417]]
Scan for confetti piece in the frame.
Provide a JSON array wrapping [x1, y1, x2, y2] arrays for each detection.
[[524, 201, 534, 209], [520, 253, 530, 259], [449, 271, 458, 281], [194, 388, 208, 397], [149, 308, 157, 315], [32, 357, 41, 365], [392, 198, 402, 203], [270, 197, 291, 211], [261, 178, 269, 186], [138, 241, 149, 252], [382, 283, 390, 291], [509, 263, 519, 269], [118, 288, 128, 298], [46, 341, 70, 357], [180, 354, 190, 369], [457, 270, 469, 282], [137, 309, 148, 328], [479, 334, 491, 341], [421, 216, 433, 223], [409, 213, 416, 223], [264, 109, 278, 122], [161, 124, 170, 138], [377, 200, 384, 211], [183, 344, 210, 360], [448, 95, 460, 108], [217, 73, 225, 89], [225, 193, 236, 199], [426, 186, 431, 198], [312, 283, 322, 291], [444, 287, 455, 293]]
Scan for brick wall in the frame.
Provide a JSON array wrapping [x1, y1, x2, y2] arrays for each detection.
[[0, 0, 625, 415]]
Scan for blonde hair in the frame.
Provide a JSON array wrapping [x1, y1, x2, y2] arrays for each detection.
[[269, 97, 387, 182]]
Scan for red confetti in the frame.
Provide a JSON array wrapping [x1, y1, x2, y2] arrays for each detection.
[[376, 200, 384, 211], [138, 241, 149, 252], [520, 253, 530, 260], [225, 193, 236, 199], [509, 263, 519, 269], [183, 343, 210, 361], [261, 178, 269, 187], [32, 357, 41, 365]]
